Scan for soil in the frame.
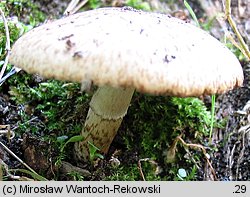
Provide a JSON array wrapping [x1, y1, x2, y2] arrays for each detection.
[[0, 0, 249, 181], [212, 62, 250, 181]]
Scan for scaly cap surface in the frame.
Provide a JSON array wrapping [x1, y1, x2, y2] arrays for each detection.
[[9, 7, 243, 96]]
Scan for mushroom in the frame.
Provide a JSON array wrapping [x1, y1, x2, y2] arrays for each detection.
[[9, 7, 243, 162]]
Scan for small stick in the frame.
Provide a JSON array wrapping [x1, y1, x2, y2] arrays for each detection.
[[0, 141, 43, 179], [176, 135, 218, 180], [138, 158, 161, 181], [64, 0, 88, 16], [70, 0, 88, 15], [64, 0, 80, 15], [225, 0, 250, 60], [137, 159, 146, 181]]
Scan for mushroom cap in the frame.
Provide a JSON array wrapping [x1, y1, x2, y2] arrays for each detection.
[[9, 7, 243, 96]]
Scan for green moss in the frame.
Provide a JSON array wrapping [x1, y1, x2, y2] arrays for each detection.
[[123, 94, 211, 157], [1, 0, 45, 25], [0, 0, 44, 81], [225, 41, 246, 61], [8, 77, 90, 136], [0, 20, 21, 59], [125, 0, 151, 11], [105, 163, 162, 181], [87, 0, 102, 9], [107, 94, 213, 180]]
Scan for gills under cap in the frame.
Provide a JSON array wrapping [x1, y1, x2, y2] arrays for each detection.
[[9, 7, 243, 96]]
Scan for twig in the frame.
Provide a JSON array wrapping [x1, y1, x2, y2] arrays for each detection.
[[198, 0, 250, 60], [0, 159, 34, 181], [64, 0, 79, 15], [137, 159, 146, 181], [64, 0, 88, 16], [228, 143, 236, 180], [71, 0, 88, 14], [225, 0, 250, 60], [182, 146, 201, 170], [0, 66, 21, 86], [0, 7, 11, 80], [0, 140, 43, 179], [138, 158, 160, 181], [176, 135, 218, 180]]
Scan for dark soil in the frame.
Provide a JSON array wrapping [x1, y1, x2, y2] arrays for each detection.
[[212, 61, 250, 181]]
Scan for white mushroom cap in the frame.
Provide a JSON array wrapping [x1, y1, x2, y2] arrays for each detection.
[[9, 7, 243, 96]]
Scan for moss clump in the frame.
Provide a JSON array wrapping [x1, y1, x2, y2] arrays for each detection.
[[1, 0, 45, 25], [0, 19, 22, 60], [104, 163, 162, 181], [105, 94, 213, 180], [8, 77, 90, 136], [125, 0, 151, 11], [124, 94, 211, 158]]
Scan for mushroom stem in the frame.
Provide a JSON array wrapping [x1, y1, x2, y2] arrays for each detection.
[[74, 86, 135, 161]]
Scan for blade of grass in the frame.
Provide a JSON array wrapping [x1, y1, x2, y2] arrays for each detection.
[[9, 169, 47, 181], [209, 95, 216, 144], [60, 135, 84, 152], [184, 0, 216, 144], [184, 0, 200, 27]]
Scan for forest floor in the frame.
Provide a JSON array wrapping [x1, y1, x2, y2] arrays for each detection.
[[0, 0, 249, 181]]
